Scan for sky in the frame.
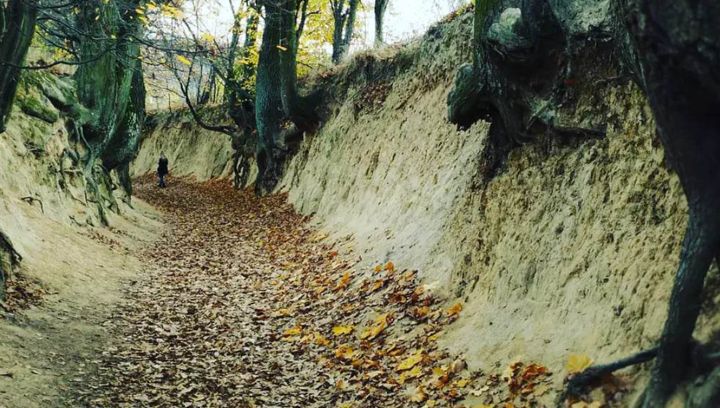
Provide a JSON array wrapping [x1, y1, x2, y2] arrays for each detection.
[[198, 0, 469, 49], [363, 0, 469, 44]]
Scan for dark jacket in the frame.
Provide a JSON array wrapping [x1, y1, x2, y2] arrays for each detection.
[[158, 157, 169, 176]]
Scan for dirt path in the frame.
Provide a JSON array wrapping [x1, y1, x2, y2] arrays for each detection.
[[71, 178, 554, 408], [0, 198, 161, 408]]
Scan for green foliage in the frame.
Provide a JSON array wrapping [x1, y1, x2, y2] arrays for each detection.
[[297, 0, 335, 75]]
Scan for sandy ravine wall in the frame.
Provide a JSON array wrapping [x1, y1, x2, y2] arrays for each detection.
[[0, 71, 161, 407], [132, 109, 235, 182], [133, 11, 719, 398]]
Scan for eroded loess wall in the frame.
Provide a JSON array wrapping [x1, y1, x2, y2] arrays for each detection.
[[132, 9, 719, 396], [0, 71, 162, 407], [279, 10, 719, 390], [0, 71, 123, 229], [131, 109, 235, 182]]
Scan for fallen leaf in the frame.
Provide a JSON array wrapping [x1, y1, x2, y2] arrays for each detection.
[[361, 313, 391, 340], [397, 350, 424, 371], [332, 325, 354, 336], [447, 303, 463, 317], [283, 326, 302, 337], [566, 354, 593, 374], [454, 378, 469, 388], [410, 386, 427, 402], [335, 271, 352, 291], [335, 345, 357, 360]]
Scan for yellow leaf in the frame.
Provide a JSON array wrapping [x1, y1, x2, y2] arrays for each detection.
[[566, 354, 593, 374], [200, 32, 215, 43], [412, 306, 431, 320], [161, 4, 183, 18], [176, 55, 192, 66], [447, 303, 463, 317], [335, 271, 351, 291], [312, 332, 331, 347], [361, 313, 390, 340], [272, 308, 294, 317], [455, 378, 470, 388], [368, 279, 385, 293], [398, 365, 423, 384], [335, 344, 356, 360], [283, 326, 302, 337], [397, 350, 424, 371], [374, 264, 383, 273], [384, 261, 395, 272], [332, 325, 354, 336]]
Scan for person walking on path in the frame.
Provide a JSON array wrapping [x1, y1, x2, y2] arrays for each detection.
[[157, 153, 169, 188]]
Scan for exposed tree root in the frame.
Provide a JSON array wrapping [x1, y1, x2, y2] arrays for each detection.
[[687, 366, 720, 408], [20, 195, 44, 214], [0, 229, 21, 301], [561, 347, 658, 402]]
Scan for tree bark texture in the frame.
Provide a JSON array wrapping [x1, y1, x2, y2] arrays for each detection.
[[0, 0, 37, 133], [374, 0, 389, 46], [330, 0, 359, 64]]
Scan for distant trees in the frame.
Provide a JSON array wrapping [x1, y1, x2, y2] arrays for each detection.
[[147, 0, 263, 187], [329, 0, 359, 63], [374, 0, 389, 46], [0, 0, 405, 197]]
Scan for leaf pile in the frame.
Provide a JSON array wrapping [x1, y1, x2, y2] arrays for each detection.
[[73, 178, 559, 407], [1, 273, 45, 313]]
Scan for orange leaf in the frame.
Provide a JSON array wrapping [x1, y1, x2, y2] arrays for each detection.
[[447, 303, 463, 317], [361, 313, 391, 340], [335, 271, 352, 291], [368, 279, 386, 293], [335, 344, 356, 360]]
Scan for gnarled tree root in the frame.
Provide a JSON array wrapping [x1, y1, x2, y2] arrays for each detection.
[[561, 347, 658, 401], [561, 343, 720, 406]]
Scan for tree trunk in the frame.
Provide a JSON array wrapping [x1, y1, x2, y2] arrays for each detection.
[[73, 0, 146, 221], [331, 0, 360, 64], [255, 0, 293, 194], [374, 0, 389, 46], [617, 2, 720, 405], [0, 0, 37, 133], [331, 1, 346, 64], [75, 0, 145, 168]]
